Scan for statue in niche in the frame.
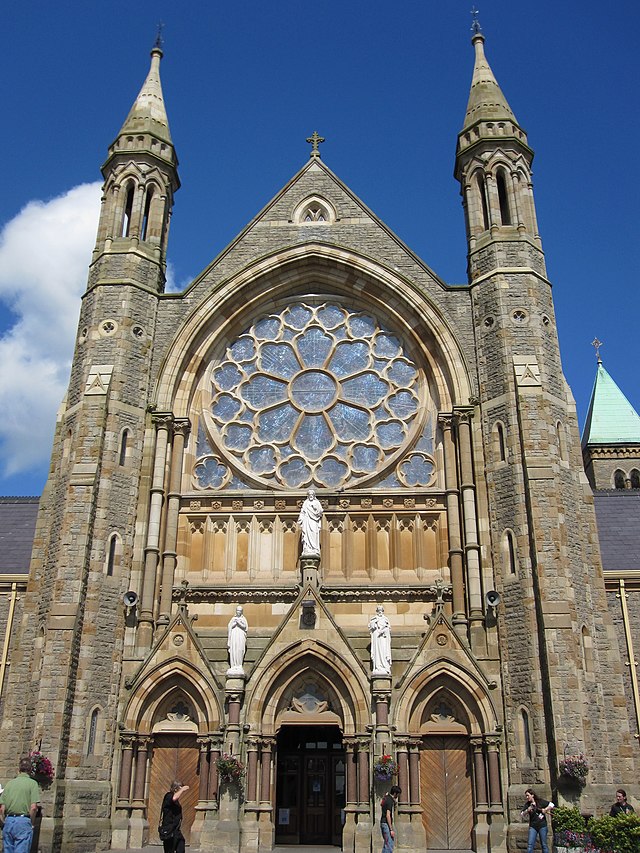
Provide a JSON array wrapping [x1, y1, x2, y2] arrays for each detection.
[[369, 605, 392, 675], [297, 488, 324, 556], [227, 605, 248, 674]]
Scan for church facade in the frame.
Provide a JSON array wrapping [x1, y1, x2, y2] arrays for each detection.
[[0, 27, 637, 853]]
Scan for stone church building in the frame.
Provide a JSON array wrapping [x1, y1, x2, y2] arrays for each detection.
[[1, 25, 639, 853]]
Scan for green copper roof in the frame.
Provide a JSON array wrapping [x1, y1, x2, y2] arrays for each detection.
[[581, 361, 640, 447]]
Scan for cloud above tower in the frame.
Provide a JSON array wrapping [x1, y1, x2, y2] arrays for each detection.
[[0, 183, 101, 478]]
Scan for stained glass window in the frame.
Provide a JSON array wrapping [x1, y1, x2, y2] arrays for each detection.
[[194, 301, 435, 489]]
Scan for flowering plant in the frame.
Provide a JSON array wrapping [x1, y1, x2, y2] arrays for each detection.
[[373, 754, 397, 782], [216, 753, 245, 784], [559, 753, 589, 786], [29, 751, 54, 782]]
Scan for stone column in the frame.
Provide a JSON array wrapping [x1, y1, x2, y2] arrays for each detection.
[[158, 418, 190, 624], [471, 737, 488, 807], [486, 736, 502, 807], [246, 737, 260, 803], [455, 409, 483, 635], [138, 413, 172, 649], [224, 674, 246, 756], [117, 733, 136, 803], [132, 735, 152, 806], [471, 735, 490, 852], [403, 737, 428, 852], [408, 740, 421, 806], [372, 675, 391, 744], [355, 737, 372, 853], [342, 737, 357, 853], [439, 413, 467, 636], [257, 737, 276, 853], [208, 740, 221, 803], [395, 738, 409, 806]]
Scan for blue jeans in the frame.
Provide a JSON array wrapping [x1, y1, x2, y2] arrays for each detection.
[[527, 824, 549, 853], [3, 815, 34, 853], [381, 821, 394, 853]]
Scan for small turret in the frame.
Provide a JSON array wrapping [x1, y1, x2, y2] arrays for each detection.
[[455, 24, 541, 278], [90, 43, 180, 292]]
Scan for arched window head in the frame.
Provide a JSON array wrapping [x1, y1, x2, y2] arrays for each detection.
[[87, 708, 99, 755], [119, 429, 130, 466], [106, 533, 122, 576], [293, 195, 336, 225], [496, 168, 511, 226], [141, 187, 153, 241], [614, 469, 626, 489], [581, 625, 594, 674], [476, 172, 490, 231], [121, 183, 135, 237], [503, 530, 517, 575], [494, 421, 507, 462], [519, 708, 533, 760], [631, 469, 640, 489], [556, 421, 567, 462]]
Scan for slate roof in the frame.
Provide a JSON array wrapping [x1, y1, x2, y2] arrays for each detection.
[[0, 497, 39, 575], [593, 490, 640, 573]]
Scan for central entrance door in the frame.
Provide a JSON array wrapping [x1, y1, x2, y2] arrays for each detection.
[[275, 725, 345, 846], [148, 734, 200, 845], [420, 735, 474, 851]]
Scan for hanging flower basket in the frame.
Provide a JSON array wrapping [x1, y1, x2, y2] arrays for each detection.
[[28, 751, 54, 784], [216, 753, 245, 785], [559, 754, 589, 787], [373, 754, 398, 782]]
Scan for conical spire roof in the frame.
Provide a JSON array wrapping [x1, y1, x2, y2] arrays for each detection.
[[119, 47, 172, 145], [462, 32, 517, 130], [582, 360, 640, 447]]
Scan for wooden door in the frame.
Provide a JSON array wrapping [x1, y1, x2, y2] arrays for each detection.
[[148, 734, 200, 844], [303, 755, 330, 843], [420, 735, 473, 851]]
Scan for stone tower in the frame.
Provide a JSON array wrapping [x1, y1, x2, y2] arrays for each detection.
[[454, 23, 634, 820], [0, 28, 637, 853]]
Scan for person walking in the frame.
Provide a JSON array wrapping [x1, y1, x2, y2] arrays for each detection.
[[521, 788, 554, 853], [380, 785, 401, 853], [159, 780, 189, 853], [0, 756, 41, 853], [610, 788, 634, 817]]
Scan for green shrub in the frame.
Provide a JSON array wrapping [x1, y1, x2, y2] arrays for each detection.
[[552, 807, 587, 834], [588, 814, 640, 853]]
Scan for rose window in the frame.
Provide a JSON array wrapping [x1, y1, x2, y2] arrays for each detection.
[[195, 301, 434, 490]]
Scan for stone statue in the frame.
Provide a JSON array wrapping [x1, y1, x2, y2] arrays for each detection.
[[369, 605, 392, 675], [297, 488, 324, 556], [227, 605, 248, 674]]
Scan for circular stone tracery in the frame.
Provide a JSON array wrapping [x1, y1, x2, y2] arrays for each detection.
[[197, 301, 431, 489]]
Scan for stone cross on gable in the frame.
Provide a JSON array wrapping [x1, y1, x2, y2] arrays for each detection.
[[306, 131, 325, 158]]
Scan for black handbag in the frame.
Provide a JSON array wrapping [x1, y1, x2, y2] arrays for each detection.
[[158, 824, 174, 841]]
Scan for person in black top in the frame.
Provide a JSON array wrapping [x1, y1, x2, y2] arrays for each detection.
[[380, 785, 401, 853], [610, 788, 634, 817], [520, 788, 554, 853], [160, 780, 189, 853]]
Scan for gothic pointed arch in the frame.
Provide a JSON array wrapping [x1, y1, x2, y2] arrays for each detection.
[[123, 656, 222, 734], [395, 658, 498, 735], [245, 640, 369, 736]]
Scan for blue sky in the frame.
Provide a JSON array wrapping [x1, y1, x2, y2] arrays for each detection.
[[1, 1, 637, 496]]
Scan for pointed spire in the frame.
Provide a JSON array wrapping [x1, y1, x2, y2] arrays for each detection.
[[462, 30, 517, 131], [119, 45, 172, 145], [582, 360, 640, 448]]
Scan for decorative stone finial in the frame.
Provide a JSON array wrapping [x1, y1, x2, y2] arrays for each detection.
[[306, 131, 325, 158]]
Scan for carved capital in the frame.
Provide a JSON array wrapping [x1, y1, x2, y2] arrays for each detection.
[[260, 736, 276, 753], [343, 736, 358, 753], [356, 737, 371, 753], [438, 412, 455, 431], [394, 737, 410, 753], [120, 732, 137, 749], [246, 736, 261, 752], [136, 735, 154, 750], [173, 418, 192, 438], [152, 411, 174, 429], [485, 735, 501, 751]]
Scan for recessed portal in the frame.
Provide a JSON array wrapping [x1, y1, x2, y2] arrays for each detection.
[[275, 725, 345, 846]]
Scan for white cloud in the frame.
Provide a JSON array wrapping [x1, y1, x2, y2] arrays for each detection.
[[0, 183, 102, 477]]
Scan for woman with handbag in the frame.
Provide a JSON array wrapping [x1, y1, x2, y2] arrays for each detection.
[[159, 780, 189, 853], [520, 789, 554, 853]]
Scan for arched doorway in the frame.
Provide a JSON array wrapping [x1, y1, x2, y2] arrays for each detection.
[[275, 725, 344, 846], [420, 734, 473, 851], [148, 733, 200, 844]]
